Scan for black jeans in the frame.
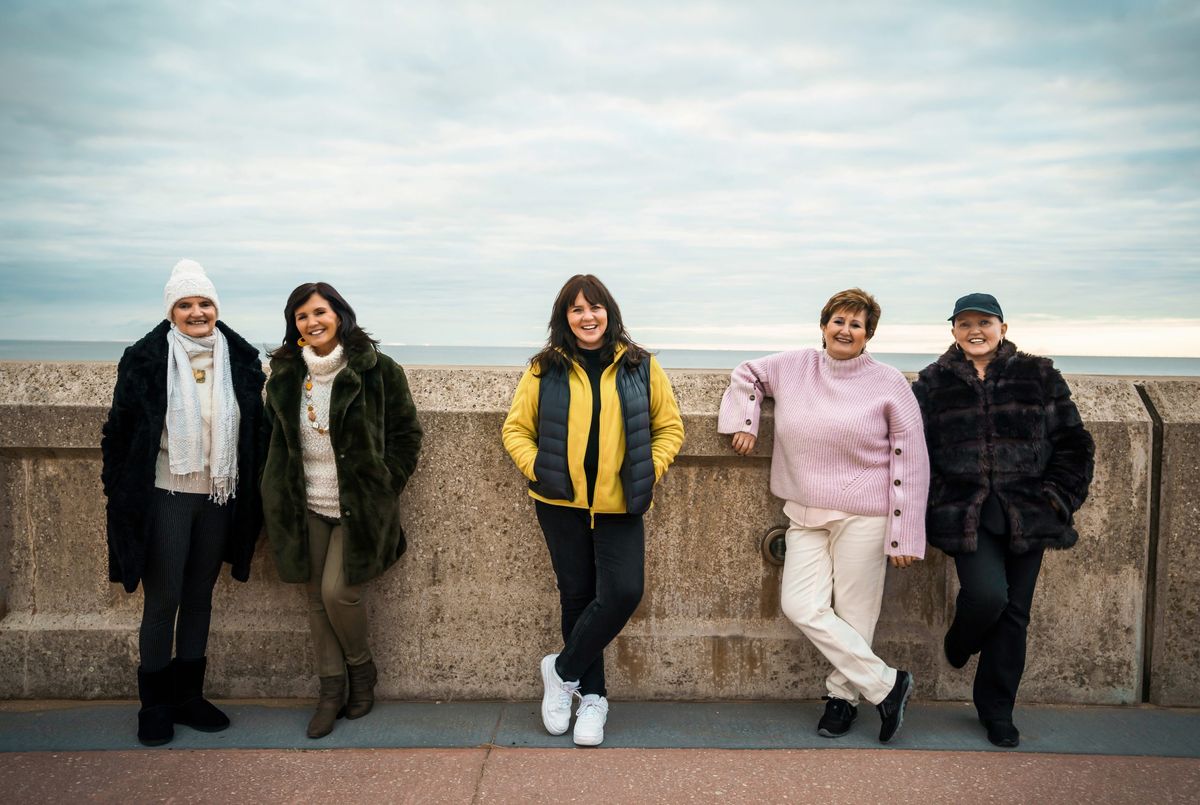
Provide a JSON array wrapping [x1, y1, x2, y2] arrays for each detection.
[[945, 525, 1044, 722], [140, 489, 232, 671], [535, 501, 645, 697]]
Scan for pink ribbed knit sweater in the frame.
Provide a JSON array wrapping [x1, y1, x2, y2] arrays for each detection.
[[718, 349, 929, 558]]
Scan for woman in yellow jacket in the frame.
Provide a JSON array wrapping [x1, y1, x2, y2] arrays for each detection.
[[503, 274, 684, 747]]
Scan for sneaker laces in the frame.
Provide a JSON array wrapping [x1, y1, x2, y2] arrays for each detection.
[[822, 696, 855, 718], [556, 681, 580, 711], [577, 698, 602, 719]]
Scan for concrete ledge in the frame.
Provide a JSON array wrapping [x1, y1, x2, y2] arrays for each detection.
[[0, 363, 1195, 705], [1143, 380, 1200, 706]]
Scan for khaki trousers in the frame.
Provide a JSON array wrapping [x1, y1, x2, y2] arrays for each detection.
[[306, 512, 371, 677], [780, 514, 897, 705]]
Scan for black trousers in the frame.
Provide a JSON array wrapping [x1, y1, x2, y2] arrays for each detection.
[[139, 489, 232, 672], [535, 501, 645, 697], [945, 525, 1044, 722]]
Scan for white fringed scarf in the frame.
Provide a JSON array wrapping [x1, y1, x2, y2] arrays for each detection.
[[165, 325, 240, 503]]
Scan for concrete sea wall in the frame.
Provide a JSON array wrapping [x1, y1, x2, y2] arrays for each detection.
[[0, 362, 1196, 706]]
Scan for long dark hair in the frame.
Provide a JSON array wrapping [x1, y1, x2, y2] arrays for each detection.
[[529, 274, 647, 375], [268, 282, 379, 360]]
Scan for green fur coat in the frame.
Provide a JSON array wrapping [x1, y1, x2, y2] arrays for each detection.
[[261, 344, 423, 585]]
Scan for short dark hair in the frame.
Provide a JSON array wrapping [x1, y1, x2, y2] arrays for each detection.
[[530, 274, 647, 374], [268, 282, 379, 360], [819, 288, 881, 339]]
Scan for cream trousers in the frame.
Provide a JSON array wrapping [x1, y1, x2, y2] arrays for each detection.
[[780, 514, 897, 705]]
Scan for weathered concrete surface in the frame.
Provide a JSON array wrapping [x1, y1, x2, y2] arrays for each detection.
[[0, 362, 1188, 705], [1143, 381, 1200, 706]]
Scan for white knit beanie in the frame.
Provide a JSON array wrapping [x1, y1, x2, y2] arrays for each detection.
[[163, 259, 220, 319]]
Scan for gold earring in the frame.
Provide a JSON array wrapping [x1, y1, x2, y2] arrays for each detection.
[[297, 336, 308, 347]]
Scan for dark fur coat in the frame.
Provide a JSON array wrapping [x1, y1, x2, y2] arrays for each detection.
[[101, 320, 267, 593], [911, 341, 1095, 555], [261, 345, 422, 585]]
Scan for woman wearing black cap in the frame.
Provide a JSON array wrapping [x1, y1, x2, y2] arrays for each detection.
[[911, 293, 1095, 748]]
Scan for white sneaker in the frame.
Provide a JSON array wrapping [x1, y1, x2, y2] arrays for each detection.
[[573, 694, 609, 746], [540, 654, 579, 735]]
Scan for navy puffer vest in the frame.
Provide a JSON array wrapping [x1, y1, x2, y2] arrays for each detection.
[[531, 357, 654, 514]]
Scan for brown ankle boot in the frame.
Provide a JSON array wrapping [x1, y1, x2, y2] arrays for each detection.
[[345, 659, 378, 720], [307, 675, 346, 739]]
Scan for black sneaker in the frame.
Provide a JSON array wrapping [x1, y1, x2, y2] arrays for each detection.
[[876, 670, 913, 743], [817, 697, 857, 738], [983, 719, 1020, 747]]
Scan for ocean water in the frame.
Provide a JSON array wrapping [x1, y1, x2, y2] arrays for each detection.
[[1, 340, 1198, 376]]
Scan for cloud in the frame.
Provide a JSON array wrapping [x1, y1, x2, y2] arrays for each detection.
[[0, 1, 1197, 355]]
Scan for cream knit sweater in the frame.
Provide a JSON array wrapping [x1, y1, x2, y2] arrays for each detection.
[[154, 352, 214, 494], [301, 344, 346, 518], [718, 348, 929, 558]]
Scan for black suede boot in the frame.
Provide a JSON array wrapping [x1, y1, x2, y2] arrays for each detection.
[[345, 659, 378, 720], [172, 656, 230, 732], [137, 665, 175, 747]]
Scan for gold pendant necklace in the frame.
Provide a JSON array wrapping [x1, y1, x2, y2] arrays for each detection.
[[304, 374, 329, 435], [193, 368, 206, 383]]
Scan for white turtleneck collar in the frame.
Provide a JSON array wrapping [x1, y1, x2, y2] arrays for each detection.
[[820, 348, 878, 378], [302, 343, 347, 379]]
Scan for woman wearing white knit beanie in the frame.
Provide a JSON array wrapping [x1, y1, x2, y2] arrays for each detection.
[[101, 259, 266, 747], [718, 288, 930, 744]]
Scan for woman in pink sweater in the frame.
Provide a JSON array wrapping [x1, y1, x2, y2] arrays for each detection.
[[719, 288, 929, 743]]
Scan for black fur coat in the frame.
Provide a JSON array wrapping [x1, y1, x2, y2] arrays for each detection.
[[911, 341, 1095, 555], [101, 320, 267, 593], [261, 345, 423, 585]]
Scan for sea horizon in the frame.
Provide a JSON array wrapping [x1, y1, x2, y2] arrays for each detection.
[[1, 339, 1198, 377]]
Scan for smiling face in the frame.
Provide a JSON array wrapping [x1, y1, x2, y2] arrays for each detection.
[[953, 311, 1008, 363], [822, 306, 869, 359], [171, 296, 217, 338], [294, 293, 341, 355], [566, 290, 608, 350]]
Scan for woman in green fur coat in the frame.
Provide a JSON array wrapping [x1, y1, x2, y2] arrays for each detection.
[[261, 282, 423, 739]]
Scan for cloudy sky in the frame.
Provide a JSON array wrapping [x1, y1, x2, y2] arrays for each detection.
[[2, 1, 1198, 356]]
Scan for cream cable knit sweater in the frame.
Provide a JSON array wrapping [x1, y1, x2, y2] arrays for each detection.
[[718, 348, 930, 558], [301, 344, 346, 518]]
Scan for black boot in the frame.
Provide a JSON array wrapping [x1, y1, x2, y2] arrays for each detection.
[[137, 665, 175, 747], [345, 659, 378, 720], [943, 632, 970, 669], [171, 656, 230, 732], [982, 718, 1020, 747]]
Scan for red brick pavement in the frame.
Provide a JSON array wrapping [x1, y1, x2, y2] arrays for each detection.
[[2, 747, 1197, 803]]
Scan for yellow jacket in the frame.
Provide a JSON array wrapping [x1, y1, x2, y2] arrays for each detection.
[[502, 349, 685, 514]]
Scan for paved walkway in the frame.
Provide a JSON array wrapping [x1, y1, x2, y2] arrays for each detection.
[[2, 700, 1198, 802]]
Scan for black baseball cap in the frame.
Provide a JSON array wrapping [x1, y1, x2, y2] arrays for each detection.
[[949, 292, 1004, 322]]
